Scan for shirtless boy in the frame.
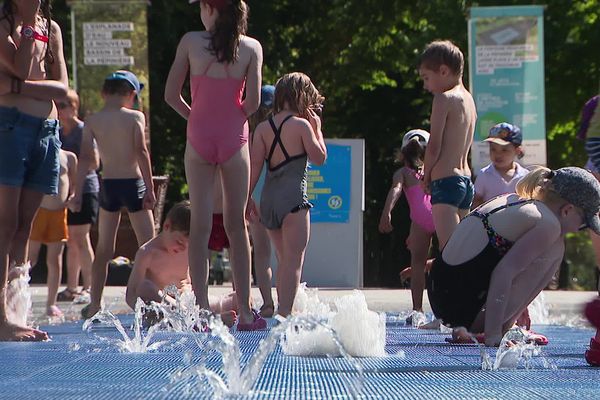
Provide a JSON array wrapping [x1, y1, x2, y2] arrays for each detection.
[[419, 40, 477, 249], [74, 70, 156, 319], [29, 149, 77, 317], [126, 201, 236, 327]]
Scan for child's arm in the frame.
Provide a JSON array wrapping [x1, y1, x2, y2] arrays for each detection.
[[126, 248, 151, 310], [164, 34, 191, 120], [472, 176, 485, 209], [65, 150, 78, 203], [483, 219, 561, 346], [0, 73, 67, 100], [422, 94, 450, 191], [70, 124, 95, 212], [132, 112, 156, 210], [241, 39, 263, 117], [46, 21, 68, 87], [0, 2, 40, 80], [248, 124, 266, 220], [378, 169, 405, 233], [300, 115, 327, 166]]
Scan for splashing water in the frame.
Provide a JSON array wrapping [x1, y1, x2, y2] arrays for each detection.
[[82, 298, 168, 353], [6, 262, 32, 327], [284, 285, 386, 357], [528, 292, 550, 325], [163, 314, 365, 398]]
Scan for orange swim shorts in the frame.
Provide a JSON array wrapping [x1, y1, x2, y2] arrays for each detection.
[[30, 207, 68, 243]]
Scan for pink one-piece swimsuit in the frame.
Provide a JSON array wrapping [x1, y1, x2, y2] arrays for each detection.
[[403, 168, 435, 234], [187, 62, 249, 164]]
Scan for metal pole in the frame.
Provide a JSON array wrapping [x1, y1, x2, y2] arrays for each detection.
[[70, 8, 77, 91]]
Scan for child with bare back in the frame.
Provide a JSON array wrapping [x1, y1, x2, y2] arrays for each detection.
[[0, 0, 69, 341], [249, 73, 327, 317], [126, 201, 236, 327], [165, 0, 264, 330], [419, 40, 477, 249], [73, 70, 156, 319], [29, 149, 77, 317]]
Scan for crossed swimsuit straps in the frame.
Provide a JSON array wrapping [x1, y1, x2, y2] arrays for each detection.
[[469, 199, 534, 256]]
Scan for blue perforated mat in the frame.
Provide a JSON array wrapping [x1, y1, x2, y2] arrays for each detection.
[[0, 316, 598, 399]]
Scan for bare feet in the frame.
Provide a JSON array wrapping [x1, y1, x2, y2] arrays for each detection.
[[0, 320, 48, 341], [46, 305, 64, 318], [220, 311, 237, 328], [259, 303, 275, 318], [81, 303, 101, 319]]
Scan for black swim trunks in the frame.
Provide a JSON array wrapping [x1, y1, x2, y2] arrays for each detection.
[[99, 178, 146, 213]]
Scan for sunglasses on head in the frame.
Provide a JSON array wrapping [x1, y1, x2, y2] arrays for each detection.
[[57, 102, 70, 109]]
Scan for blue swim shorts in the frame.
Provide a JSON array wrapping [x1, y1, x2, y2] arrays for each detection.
[[430, 175, 474, 210], [0, 106, 61, 194]]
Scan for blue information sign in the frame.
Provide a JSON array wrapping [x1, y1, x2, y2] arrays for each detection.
[[307, 144, 351, 223]]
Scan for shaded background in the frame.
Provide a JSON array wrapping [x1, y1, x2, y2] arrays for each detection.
[[46, 0, 600, 289]]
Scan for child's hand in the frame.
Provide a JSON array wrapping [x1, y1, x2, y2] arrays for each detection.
[[246, 197, 260, 223], [22, 0, 41, 23], [306, 108, 322, 135], [378, 215, 393, 233], [421, 175, 431, 195], [143, 190, 156, 210], [68, 195, 82, 213]]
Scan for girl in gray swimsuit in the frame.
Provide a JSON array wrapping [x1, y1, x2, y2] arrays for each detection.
[[260, 115, 312, 229], [248, 72, 327, 317]]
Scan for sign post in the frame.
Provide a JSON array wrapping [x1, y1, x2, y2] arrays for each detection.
[[469, 6, 546, 172]]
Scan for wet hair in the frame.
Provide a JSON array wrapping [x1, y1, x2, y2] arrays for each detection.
[[401, 139, 426, 172], [1, 0, 54, 63], [102, 79, 135, 97], [515, 166, 563, 204], [273, 72, 325, 117], [164, 200, 191, 235], [202, 0, 248, 63], [248, 104, 272, 133], [419, 40, 464, 76]]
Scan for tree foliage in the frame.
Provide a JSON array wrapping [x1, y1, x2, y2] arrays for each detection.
[[50, 0, 600, 288]]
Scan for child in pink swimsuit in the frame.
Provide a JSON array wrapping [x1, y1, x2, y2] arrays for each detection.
[[379, 129, 434, 316], [164, 0, 266, 331]]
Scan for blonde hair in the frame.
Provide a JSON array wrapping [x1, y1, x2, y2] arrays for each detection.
[[273, 72, 324, 117], [515, 166, 564, 204]]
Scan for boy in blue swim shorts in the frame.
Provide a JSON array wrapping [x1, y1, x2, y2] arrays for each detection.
[[418, 40, 477, 249]]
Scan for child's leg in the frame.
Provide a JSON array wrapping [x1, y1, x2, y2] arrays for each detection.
[[431, 204, 460, 250], [184, 145, 216, 310], [267, 228, 284, 312], [28, 241, 42, 269], [128, 210, 155, 247], [0, 185, 47, 341], [590, 231, 600, 294], [220, 145, 255, 325], [275, 209, 310, 317], [45, 242, 64, 313], [66, 224, 94, 292], [406, 223, 432, 312], [9, 188, 44, 265], [86, 209, 121, 317], [249, 220, 274, 316]]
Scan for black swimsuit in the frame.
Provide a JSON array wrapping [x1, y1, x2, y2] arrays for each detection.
[[426, 199, 533, 329]]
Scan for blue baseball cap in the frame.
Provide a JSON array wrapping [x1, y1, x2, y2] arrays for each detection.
[[261, 85, 275, 108], [105, 70, 144, 95], [485, 122, 522, 146]]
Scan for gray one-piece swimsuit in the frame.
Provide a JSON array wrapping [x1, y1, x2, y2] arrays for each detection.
[[260, 115, 312, 230]]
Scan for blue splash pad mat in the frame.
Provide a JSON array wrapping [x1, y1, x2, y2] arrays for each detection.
[[0, 316, 598, 399]]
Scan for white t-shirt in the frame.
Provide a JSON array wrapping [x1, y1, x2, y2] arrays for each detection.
[[474, 162, 529, 202]]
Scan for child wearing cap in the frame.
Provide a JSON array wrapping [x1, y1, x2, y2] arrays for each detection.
[[427, 166, 600, 346], [74, 70, 156, 319], [472, 122, 529, 209], [379, 129, 434, 318]]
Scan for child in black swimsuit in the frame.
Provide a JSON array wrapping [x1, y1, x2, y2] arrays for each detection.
[[428, 166, 600, 346]]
